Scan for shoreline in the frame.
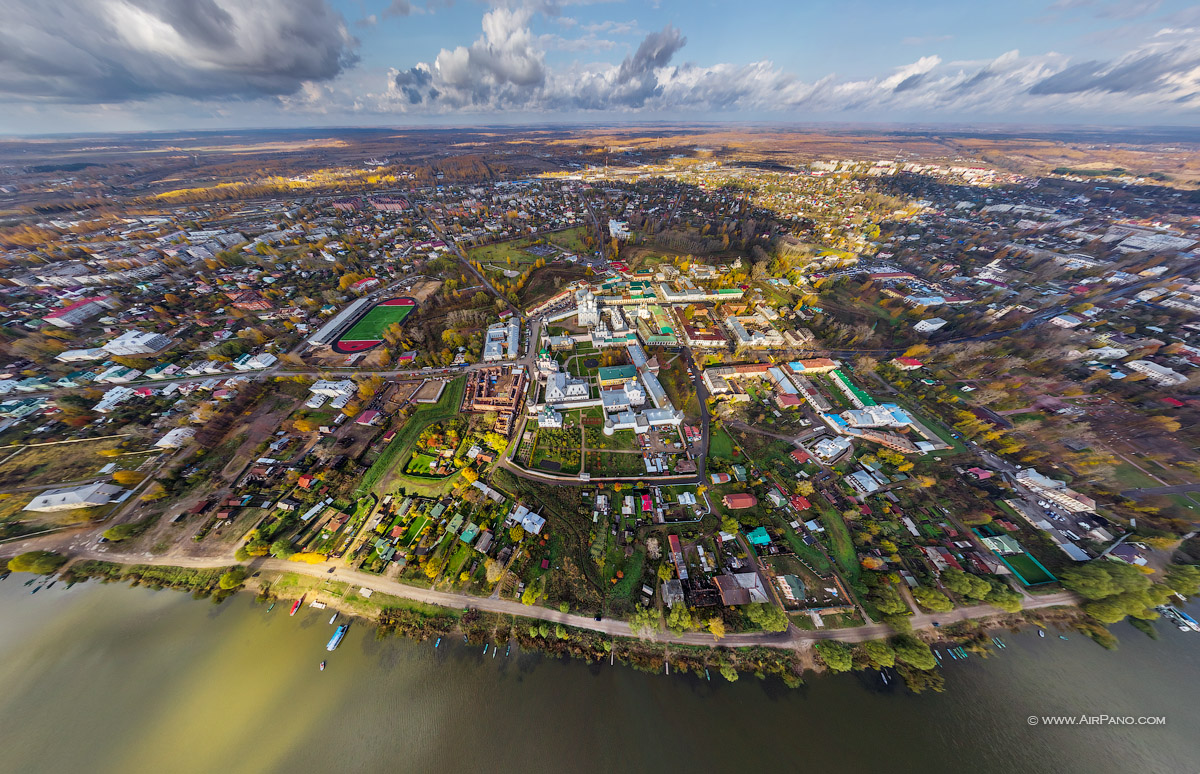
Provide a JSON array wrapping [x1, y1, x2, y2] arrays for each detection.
[[51, 557, 1097, 692]]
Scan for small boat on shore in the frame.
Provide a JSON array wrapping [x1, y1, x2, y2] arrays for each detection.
[[289, 596, 304, 616], [434, 637, 442, 648], [1038, 630, 1045, 638], [329, 613, 338, 625], [319, 661, 326, 672], [506, 644, 510, 657], [267, 602, 276, 613], [1059, 635, 1069, 640], [483, 643, 489, 655]]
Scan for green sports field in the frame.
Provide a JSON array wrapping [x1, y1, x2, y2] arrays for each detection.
[[343, 305, 412, 340]]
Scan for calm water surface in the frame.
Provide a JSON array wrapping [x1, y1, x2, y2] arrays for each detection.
[[0, 579, 1197, 774]]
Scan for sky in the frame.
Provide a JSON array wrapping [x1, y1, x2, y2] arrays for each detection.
[[1, 0, 1199, 134]]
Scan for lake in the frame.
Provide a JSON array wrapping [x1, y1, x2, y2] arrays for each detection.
[[0, 579, 1197, 773]]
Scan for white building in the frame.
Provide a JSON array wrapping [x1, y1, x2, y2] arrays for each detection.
[[575, 287, 600, 327], [155, 427, 197, 448], [913, 317, 947, 334], [1016, 468, 1097, 512], [103, 330, 173, 356], [93, 386, 136, 413], [310, 379, 357, 397], [726, 313, 786, 349], [600, 380, 647, 413], [841, 404, 912, 429], [24, 482, 124, 513], [535, 350, 560, 377], [544, 372, 589, 404], [603, 407, 683, 435], [608, 219, 630, 240], [508, 503, 546, 534], [483, 320, 520, 362], [811, 436, 853, 462], [1126, 360, 1188, 386], [537, 406, 564, 428], [55, 348, 108, 363], [1049, 314, 1083, 329]]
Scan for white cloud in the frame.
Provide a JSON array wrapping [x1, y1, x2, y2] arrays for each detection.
[[372, 7, 1200, 121], [0, 0, 358, 102]]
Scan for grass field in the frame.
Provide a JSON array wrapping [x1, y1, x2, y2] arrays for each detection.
[[1001, 552, 1057, 585], [0, 436, 131, 490], [340, 299, 415, 343], [586, 451, 645, 477], [818, 506, 860, 583], [357, 377, 465, 496], [708, 425, 736, 461], [405, 452, 440, 476]]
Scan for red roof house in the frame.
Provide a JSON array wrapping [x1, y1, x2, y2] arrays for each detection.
[[722, 493, 758, 510]]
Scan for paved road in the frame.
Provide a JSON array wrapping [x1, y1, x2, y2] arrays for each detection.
[[1121, 483, 1200, 499], [0, 535, 1079, 647]]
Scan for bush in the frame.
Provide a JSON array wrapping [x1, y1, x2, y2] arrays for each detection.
[[218, 565, 248, 590], [103, 523, 140, 542], [815, 640, 853, 672], [7, 551, 67, 575]]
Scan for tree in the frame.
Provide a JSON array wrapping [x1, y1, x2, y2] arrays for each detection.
[[1060, 562, 1150, 600], [871, 585, 909, 616], [7, 551, 66, 575], [940, 568, 992, 600], [112, 470, 144, 486], [509, 525, 526, 542], [892, 634, 937, 670], [745, 603, 789, 632], [485, 558, 505, 583], [102, 522, 140, 541], [984, 582, 1024, 613], [269, 539, 295, 559], [657, 563, 673, 582], [521, 584, 541, 606], [911, 586, 954, 613], [796, 480, 815, 496], [1148, 415, 1181, 434], [815, 640, 854, 672], [140, 482, 168, 501], [1163, 564, 1200, 597], [707, 617, 726, 640], [863, 639, 896, 668], [666, 603, 693, 634], [719, 662, 739, 682], [897, 663, 945, 694], [218, 566, 248, 590], [629, 606, 660, 637], [460, 467, 479, 483], [244, 538, 270, 557]]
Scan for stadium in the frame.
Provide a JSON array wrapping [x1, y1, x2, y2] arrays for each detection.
[[330, 297, 416, 354]]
